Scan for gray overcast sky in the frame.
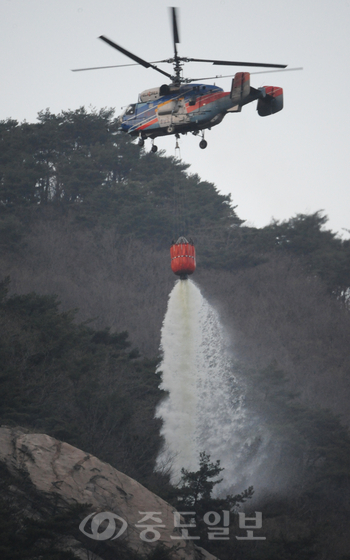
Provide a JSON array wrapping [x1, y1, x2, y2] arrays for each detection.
[[1, 0, 350, 236]]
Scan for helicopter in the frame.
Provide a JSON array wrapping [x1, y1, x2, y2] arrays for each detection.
[[73, 8, 295, 151]]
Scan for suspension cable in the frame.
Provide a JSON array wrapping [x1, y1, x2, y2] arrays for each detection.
[[172, 136, 190, 241]]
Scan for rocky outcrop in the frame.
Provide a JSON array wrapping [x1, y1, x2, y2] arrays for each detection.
[[0, 426, 218, 560]]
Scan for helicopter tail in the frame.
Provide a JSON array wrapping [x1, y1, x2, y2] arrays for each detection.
[[230, 72, 250, 105], [257, 86, 283, 116]]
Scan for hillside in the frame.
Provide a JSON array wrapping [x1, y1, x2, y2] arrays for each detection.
[[1, 108, 350, 559]]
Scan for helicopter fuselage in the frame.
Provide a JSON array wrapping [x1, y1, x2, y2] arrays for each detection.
[[118, 83, 238, 139], [118, 74, 283, 147]]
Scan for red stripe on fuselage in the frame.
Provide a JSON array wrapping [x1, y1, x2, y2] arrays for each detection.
[[133, 90, 230, 132], [138, 117, 158, 130], [186, 91, 229, 114]]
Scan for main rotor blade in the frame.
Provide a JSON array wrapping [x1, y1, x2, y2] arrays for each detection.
[[250, 66, 303, 75], [186, 67, 303, 82], [99, 35, 173, 79], [72, 63, 143, 72], [187, 57, 287, 69], [170, 7, 180, 58], [71, 61, 165, 72]]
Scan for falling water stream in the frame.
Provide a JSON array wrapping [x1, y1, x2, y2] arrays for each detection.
[[155, 279, 271, 492]]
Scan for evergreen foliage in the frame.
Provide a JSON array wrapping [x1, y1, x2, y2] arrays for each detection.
[[1, 107, 350, 558], [0, 278, 163, 483], [177, 452, 253, 514], [2, 108, 350, 296], [0, 109, 241, 251], [177, 452, 225, 507], [245, 211, 350, 299], [244, 362, 350, 488]]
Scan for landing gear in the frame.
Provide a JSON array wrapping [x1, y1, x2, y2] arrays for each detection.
[[151, 140, 158, 153], [138, 132, 147, 148], [199, 132, 207, 149]]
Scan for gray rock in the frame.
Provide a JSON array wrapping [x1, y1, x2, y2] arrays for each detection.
[[0, 426, 219, 560]]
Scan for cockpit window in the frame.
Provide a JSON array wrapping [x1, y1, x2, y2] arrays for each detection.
[[125, 104, 136, 115]]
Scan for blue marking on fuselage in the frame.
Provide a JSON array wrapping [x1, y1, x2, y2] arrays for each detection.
[[120, 83, 228, 134]]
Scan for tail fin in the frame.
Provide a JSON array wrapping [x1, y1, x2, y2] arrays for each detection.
[[257, 86, 283, 116], [230, 72, 250, 104]]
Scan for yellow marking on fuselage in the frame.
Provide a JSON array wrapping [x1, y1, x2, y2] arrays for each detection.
[[156, 97, 184, 111]]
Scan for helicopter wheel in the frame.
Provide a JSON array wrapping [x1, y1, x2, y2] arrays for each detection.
[[199, 139, 207, 149], [138, 138, 145, 147], [151, 144, 158, 153]]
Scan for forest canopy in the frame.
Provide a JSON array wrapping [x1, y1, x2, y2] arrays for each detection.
[[1, 107, 350, 297]]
